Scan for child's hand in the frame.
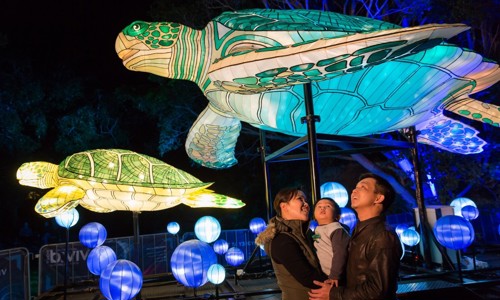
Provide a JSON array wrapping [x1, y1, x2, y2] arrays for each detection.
[[324, 278, 339, 287]]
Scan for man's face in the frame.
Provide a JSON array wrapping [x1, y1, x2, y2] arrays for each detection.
[[282, 191, 310, 221], [314, 199, 335, 225], [351, 177, 380, 211]]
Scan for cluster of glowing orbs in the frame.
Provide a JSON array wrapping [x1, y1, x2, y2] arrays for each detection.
[[170, 239, 217, 287], [400, 228, 420, 247], [320, 182, 348, 208], [195, 216, 221, 243], [100, 259, 143, 300], [433, 215, 475, 250], [55, 208, 79, 229], [87, 246, 117, 275], [167, 221, 180, 235], [213, 239, 229, 255], [79, 222, 107, 248], [449, 197, 476, 217], [207, 264, 226, 285], [225, 247, 245, 267], [249, 217, 267, 234], [461, 205, 479, 221], [339, 207, 357, 233]]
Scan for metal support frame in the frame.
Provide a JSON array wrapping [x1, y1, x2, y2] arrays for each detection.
[[260, 131, 414, 214]]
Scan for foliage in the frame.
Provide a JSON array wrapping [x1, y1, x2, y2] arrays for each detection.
[[0, 60, 48, 154], [418, 144, 500, 207]]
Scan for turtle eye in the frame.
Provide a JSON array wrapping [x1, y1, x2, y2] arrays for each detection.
[[124, 21, 148, 37]]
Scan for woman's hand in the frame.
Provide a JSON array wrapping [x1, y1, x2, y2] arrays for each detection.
[[308, 280, 332, 300]]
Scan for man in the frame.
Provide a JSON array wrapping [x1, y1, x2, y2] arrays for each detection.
[[309, 173, 402, 300]]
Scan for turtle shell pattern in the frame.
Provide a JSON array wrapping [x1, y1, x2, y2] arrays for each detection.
[[59, 149, 210, 196], [209, 9, 466, 94]]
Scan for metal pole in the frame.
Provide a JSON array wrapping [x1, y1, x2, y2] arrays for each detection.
[[407, 126, 432, 268], [259, 130, 272, 221], [64, 228, 69, 300], [133, 212, 142, 300], [242, 245, 261, 274], [301, 82, 321, 204], [456, 251, 463, 284]]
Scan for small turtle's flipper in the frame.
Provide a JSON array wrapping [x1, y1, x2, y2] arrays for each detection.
[[35, 185, 84, 218], [186, 105, 241, 169], [416, 113, 486, 154], [17, 162, 59, 189], [445, 96, 500, 127], [181, 190, 245, 208]]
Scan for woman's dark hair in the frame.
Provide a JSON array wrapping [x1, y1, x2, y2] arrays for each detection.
[[273, 187, 304, 217]]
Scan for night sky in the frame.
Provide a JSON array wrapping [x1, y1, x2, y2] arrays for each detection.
[[3, 1, 158, 85]]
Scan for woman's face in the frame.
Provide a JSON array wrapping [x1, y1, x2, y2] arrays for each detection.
[[281, 190, 310, 221]]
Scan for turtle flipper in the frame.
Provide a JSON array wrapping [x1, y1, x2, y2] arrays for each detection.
[[35, 185, 84, 218], [185, 105, 241, 168], [445, 96, 500, 127], [181, 189, 245, 208], [416, 113, 487, 154]]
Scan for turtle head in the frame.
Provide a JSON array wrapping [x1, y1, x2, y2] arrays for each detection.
[[17, 162, 59, 189], [115, 20, 184, 78]]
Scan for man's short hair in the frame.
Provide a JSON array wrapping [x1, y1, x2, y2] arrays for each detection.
[[359, 173, 395, 211]]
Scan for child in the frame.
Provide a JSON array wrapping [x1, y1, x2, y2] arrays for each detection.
[[313, 197, 350, 287]]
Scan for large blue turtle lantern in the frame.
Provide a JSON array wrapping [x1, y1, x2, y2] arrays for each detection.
[[116, 9, 500, 169]]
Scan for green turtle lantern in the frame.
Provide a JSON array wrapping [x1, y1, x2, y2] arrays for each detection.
[[16, 149, 245, 218], [116, 9, 500, 169]]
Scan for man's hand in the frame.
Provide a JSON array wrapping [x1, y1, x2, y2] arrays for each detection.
[[308, 280, 332, 300]]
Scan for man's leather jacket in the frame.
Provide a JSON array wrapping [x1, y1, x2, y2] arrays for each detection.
[[331, 215, 402, 300]]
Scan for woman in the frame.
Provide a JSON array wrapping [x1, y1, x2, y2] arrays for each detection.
[[256, 187, 327, 300]]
